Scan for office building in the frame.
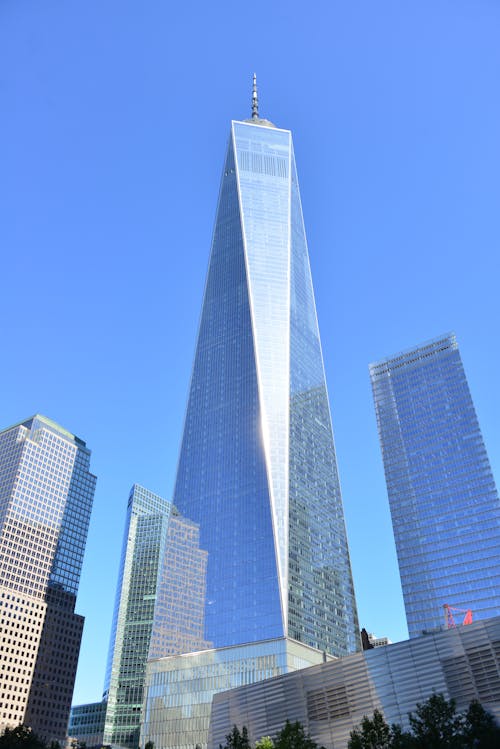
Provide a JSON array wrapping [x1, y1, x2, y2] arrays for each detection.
[[370, 334, 500, 637], [208, 616, 500, 749], [141, 80, 359, 749], [102, 485, 171, 748], [69, 487, 205, 749], [68, 701, 107, 748], [0, 415, 96, 743]]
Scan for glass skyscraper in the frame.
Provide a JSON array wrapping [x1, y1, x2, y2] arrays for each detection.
[[0, 415, 96, 743], [102, 485, 171, 749], [142, 87, 359, 749], [70, 486, 206, 749], [370, 334, 500, 638], [167, 109, 358, 657]]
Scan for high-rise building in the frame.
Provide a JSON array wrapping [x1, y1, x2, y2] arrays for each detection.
[[0, 415, 96, 743], [370, 334, 500, 638], [102, 485, 171, 749], [141, 80, 359, 749], [69, 486, 205, 749]]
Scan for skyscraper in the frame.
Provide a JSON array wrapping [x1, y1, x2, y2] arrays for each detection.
[[370, 334, 500, 638], [69, 486, 206, 749], [142, 81, 359, 749], [102, 485, 171, 749], [0, 415, 96, 743]]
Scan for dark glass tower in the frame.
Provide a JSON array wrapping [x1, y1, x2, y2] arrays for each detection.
[[165, 105, 359, 656], [370, 334, 500, 638]]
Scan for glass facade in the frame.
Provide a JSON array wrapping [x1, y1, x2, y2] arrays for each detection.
[[0, 415, 96, 742], [69, 701, 107, 748], [370, 334, 500, 637], [168, 118, 359, 656], [0, 416, 95, 600], [144, 639, 329, 749], [149, 512, 210, 659], [102, 485, 171, 749], [141, 115, 360, 749]]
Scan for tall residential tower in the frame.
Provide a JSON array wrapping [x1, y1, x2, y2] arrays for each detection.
[[142, 81, 359, 749], [0, 415, 96, 743], [370, 334, 500, 638]]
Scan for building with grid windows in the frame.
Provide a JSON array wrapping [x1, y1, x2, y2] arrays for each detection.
[[148, 511, 210, 660], [101, 485, 171, 749], [69, 487, 208, 749], [70, 485, 171, 749], [0, 415, 96, 743], [67, 700, 107, 748], [141, 81, 359, 749], [370, 334, 500, 638]]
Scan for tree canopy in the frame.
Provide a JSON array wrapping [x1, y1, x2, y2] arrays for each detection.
[[219, 720, 324, 749], [216, 699, 500, 749], [0, 725, 50, 749], [348, 694, 500, 749], [273, 721, 323, 749], [219, 725, 251, 749]]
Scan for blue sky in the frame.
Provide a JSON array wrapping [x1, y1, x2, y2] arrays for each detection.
[[1, 1, 499, 705]]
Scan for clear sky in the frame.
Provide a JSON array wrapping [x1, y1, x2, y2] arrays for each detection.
[[1, 0, 499, 706]]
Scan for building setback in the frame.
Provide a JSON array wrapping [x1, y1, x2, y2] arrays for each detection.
[[0, 415, 96, 743], [141, 80, 359, 749], [370, 334, 500, 637]]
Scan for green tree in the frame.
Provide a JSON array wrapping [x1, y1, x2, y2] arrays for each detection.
[[387, 723, 415, 749], [219, 725, 251, 749], [349, 694, 500, 749], [348, 710, 414, 749], [408, 693, 463, 748], [145, 742, 154, 749], [0, 725, 47, 749], [273, 720, 323, 749], [462, 700, 500, 749], [348, 709, 392, 749], [255, 737, 274, 749]]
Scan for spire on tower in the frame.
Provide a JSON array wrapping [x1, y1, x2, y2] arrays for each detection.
[[245, 74, 275, 128], [252, 73, 259, 119]]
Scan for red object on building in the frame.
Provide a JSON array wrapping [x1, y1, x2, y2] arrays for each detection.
[[443, 603, 473, 628]]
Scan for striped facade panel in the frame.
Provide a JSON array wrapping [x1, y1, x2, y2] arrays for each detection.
[[209, 617, 500, 749]]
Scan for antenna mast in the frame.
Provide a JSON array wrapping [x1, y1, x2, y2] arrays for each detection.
[[252, 73, 259, 119]]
